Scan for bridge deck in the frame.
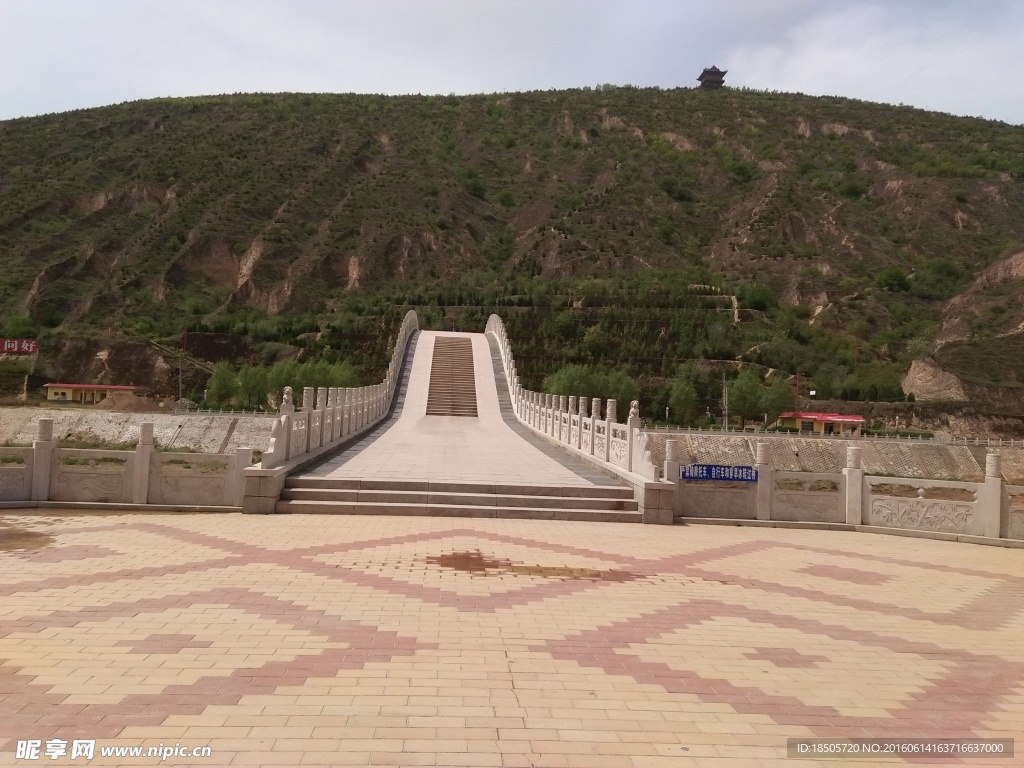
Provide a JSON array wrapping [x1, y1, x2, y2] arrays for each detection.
[[299, 331, 623, 487]]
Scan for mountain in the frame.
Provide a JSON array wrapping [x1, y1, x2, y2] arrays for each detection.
[[0, 87, 1022, 418]]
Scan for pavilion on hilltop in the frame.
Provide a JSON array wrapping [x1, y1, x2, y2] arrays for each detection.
[[698, 66, 727, 89]]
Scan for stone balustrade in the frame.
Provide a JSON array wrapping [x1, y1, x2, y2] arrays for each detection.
[[668, 440, 1021, 545], [260, 310, 419, 470], [0, 419, 251, 508], [243, 312, 419, 513], [485, 314, 670, 522]]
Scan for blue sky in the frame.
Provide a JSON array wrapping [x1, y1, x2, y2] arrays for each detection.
[[2, 0, 1022, 123]]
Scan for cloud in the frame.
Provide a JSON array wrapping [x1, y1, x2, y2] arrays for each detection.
[[0, 0, 1021, 123], [724, 1, 1024, 123]]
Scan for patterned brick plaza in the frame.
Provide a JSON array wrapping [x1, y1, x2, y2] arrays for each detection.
[[1, 512, 1022, 766]]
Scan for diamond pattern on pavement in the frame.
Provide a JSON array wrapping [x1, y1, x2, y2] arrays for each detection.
[[2, 513, 1022, 766]]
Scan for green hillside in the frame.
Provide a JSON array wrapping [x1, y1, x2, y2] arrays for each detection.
[[0, 87, 1022, 411]]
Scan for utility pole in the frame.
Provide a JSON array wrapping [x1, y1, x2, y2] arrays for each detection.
[[179, 327, 186, 403], [722, 374, 729, 433]]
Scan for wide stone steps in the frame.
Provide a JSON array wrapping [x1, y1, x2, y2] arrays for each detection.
[[426, 337, 478, 417], [276, 478, 640, 522]]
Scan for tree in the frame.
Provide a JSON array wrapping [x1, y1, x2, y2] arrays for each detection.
[[726, 369, 764, 428], [582, 325, 608, 357], [761, 379, 796, 424], [268, 360, 298, 403], [544, 364, 601, 399], [668, 376, 697, 426], [737, 283, 776, 312], [237, 365, 268, 409], [206, 362, 238, 408], [544, 364, 640, 412]]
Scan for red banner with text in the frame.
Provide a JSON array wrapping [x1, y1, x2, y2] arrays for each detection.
[[0, 338, 38, 354]]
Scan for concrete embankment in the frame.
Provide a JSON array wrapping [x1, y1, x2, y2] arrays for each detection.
[[0, 407, 275, 454]]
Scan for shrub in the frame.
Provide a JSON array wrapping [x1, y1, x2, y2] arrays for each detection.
[[877, 268, 909, 292]]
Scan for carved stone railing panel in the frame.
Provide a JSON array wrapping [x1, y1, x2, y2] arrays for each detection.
[[609, 435, 629, 469], [323, 409, 334, 444], [1004, 484, 1024, 540], [52, 450, 133, 503], [149, 453, 230, 506], [289, 417, 307, 460], [0, 448, 31, 501], [309, 411, 323, 451], [773, 491, 842, 523], [864, 475, 982, 535], [868, 497, 973, 533]]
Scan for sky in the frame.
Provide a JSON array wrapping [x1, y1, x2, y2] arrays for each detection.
[[2, 0, 1022, 124]]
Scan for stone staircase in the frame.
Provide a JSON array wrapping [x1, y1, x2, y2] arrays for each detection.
[[276, 477, 641, 522], [426, 337, 478, 417]]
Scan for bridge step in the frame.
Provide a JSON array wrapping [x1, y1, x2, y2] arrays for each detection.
[[285, 477, 634, 499], [277, 478, 639, 521], [426, 337, 478, 417], [275, 499, 641, 523], [281, 488, 636, 511]]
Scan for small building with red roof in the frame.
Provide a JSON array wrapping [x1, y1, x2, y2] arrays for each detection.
[[776, 411, 865, 436], [45, 383, 138, 405]]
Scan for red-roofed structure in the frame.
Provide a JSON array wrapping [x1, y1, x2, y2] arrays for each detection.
[[776, 411, 865, 435]]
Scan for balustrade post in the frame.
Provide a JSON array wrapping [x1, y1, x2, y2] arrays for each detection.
[[843, 446, 864, 526], [133, 422, 154, 504], [301, 387, 314, 413], [590, 398, 600, 456], [572, 396, 582, 448], [328, 388, 340, 440], [983, 452, 1003, 538], [340, 389, 349, 436], [664, 439, 680, 485], [279, 413, 293, 461], [755, 442, 771, 521], [30, 418, 54, 502], [603, 399, 615, 462], [626, 401, 640, 472]]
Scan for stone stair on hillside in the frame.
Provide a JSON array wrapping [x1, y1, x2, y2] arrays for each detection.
[[425, 337, 478, 417], [276, 477, 641, 522]]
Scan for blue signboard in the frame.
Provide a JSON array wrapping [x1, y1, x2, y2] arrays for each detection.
[[680, 464, 758, 482]]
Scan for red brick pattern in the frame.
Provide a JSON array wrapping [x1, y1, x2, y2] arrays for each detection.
[[1, 513, 1022, 766]]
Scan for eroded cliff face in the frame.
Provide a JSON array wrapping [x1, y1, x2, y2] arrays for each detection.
[[902, 357, 968, 401]]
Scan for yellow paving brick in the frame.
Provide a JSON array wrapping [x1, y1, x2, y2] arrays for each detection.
[[3, 512, 1021, 768]]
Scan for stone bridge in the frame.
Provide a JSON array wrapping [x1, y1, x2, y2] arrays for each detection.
[[243, 313, 673, 522]]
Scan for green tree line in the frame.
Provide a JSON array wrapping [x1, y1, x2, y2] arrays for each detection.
[[204, 359, 360, 409]]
